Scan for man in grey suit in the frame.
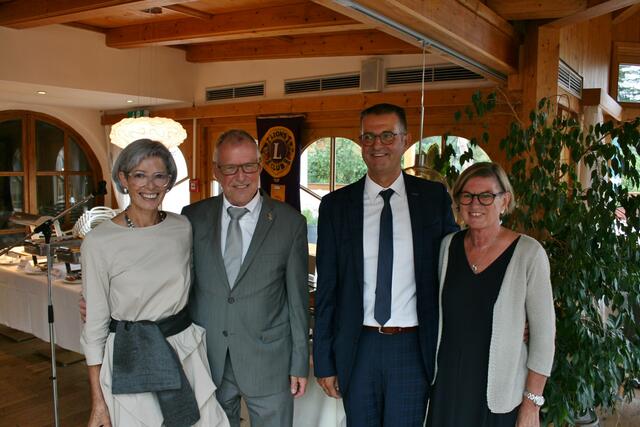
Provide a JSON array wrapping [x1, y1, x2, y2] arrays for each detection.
[[182, 129, 309, 427]]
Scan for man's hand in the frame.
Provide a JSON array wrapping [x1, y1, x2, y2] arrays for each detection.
[[79, 296, 87, 322], [290, 376, 307, 398], [317, 376, 341, 399]]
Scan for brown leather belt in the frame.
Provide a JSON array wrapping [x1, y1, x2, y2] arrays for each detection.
[[364, 325, 418, 335]]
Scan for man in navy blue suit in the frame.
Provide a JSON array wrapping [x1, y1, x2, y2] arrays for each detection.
[[313, 103, 458, 426]]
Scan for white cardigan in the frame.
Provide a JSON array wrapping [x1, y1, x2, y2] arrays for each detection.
[[434, 231, 556, 413]]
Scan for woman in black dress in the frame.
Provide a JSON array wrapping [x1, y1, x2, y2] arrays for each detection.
[[426, 162, 555, 427]]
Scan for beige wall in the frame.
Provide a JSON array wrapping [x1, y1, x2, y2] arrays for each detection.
[[0, 25, 194, 103]]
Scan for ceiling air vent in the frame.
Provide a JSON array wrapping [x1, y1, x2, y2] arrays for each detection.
[[558, 60, 583, 98], [386, 65, 483, 86], [205, 82, 265, 102], [285, 73, 360, 95]]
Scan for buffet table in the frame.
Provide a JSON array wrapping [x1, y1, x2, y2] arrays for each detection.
[[0, 264, 83, 353]]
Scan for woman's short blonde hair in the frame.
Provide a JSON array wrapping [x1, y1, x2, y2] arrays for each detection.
[[452, 162, 516, 214]]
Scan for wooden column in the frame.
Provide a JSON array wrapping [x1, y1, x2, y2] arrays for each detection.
[[521, 22, 561, 120]]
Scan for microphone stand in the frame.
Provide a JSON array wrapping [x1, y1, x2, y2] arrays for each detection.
[[0, 182, 106, 427]]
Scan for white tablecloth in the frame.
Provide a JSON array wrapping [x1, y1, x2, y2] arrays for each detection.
[[0, 264, 83, 353]]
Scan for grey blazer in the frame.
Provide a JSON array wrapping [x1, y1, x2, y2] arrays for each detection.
[[182, 193, 309, 397]]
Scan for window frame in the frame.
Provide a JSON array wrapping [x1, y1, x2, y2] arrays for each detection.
[[0, 110, 103, 234], [611, 42, 640, 106]]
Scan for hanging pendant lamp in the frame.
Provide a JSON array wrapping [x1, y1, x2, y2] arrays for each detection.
[[109, 116, 186, 150]]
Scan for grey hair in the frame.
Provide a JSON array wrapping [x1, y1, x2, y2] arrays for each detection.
[[214, 129, 260, 163], [452, 162, 516, 213], [111, 139, 178, 194]]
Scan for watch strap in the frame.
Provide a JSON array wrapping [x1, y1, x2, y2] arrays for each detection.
[[523, 390, 545, 407]]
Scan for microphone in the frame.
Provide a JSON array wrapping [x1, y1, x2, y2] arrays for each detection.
[[92, 180, 108, 197]]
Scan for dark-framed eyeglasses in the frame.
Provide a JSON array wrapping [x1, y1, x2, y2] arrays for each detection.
[[128, 172, 171, 188], [359, 131, 405, 146], [457, 191, 506, 206], [216, 162, 260, 176]]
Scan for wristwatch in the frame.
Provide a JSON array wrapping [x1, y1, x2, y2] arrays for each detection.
[[523, 390, 545, 407]]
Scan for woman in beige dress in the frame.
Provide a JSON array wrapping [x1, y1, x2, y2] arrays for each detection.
[[81, 139, 229, 427]]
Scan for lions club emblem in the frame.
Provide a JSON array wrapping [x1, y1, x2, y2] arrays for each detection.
[[259, 126, 296, 178]]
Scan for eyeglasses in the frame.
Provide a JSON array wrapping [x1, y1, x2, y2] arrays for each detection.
[[457, 191, 505, 206], [359, 131, 405, 146], [128, 172, 171, 188], [216, 162, 260, 176]]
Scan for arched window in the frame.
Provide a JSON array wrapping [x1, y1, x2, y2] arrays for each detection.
[[404, 135, 491, 173], [300, 137, 367, 243], [0, 111, 103, 238]]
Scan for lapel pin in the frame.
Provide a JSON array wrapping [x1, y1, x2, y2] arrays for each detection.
[[267, 212, 273, 221]]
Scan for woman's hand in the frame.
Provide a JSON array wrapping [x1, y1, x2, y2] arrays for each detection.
[[516, 399, 540, 427], [87, 400, 111, 427]]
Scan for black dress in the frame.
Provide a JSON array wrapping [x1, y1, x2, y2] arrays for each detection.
[[426, 231, 520, 427]]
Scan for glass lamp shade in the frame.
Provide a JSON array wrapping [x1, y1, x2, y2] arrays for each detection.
[[109, 117, 186, 150]]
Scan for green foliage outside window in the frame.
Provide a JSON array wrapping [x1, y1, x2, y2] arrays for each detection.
[[306, 138, 367, 185], [335, 138, 367, 185], [618, 64, 640, 103]]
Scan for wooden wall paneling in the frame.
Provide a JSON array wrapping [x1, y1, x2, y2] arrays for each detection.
[[612, 12, 640, 41], [583, 15, 613, 91], [559, 22, 585, 76]]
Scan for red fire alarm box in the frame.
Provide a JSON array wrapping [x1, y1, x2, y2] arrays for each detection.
[[189, 179, 200, 193]]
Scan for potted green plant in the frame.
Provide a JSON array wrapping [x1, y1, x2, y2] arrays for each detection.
[[435, 93, 640, 426]]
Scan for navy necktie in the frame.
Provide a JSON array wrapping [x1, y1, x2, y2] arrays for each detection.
[[375, 189, 394, 326]]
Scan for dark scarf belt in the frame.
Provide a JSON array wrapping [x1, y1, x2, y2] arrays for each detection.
[[109, 307, 200, 427]]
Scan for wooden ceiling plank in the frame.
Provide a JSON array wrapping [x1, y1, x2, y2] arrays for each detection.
[[612, 3, 640, 23], [544, 0, 640, 28], [0, 0, 193, 29], [185, 30, 420, 62], [163, 4, 213, 20], [487, 0, 587, 21], [314, 0, 518, 77], [106, 2, 369, 48]]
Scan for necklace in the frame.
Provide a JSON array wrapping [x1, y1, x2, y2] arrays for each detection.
[[124, 208, 166, 229], [466, 232, 500, 274]]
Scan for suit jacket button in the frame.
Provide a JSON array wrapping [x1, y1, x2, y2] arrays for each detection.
[[222, 330, 228, 337], [228, 297, 235, 304]]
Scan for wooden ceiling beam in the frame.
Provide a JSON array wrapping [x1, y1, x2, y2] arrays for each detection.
[[487, 0, 587, 21], [612, 3, 640, 23], [544, 0, 640, 28], [314, 0, 519, 78], [106, 2, 369, 48], [185, 30, 419, 62], [0, 0, 192, 29]]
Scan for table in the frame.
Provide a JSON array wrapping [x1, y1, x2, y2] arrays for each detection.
[[0, 264, 83, 353]]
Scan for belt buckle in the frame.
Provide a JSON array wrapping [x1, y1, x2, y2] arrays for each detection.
[[377, 326, 394, 335]]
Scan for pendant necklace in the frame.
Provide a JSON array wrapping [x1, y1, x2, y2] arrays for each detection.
[[467, 233, 499, 274]]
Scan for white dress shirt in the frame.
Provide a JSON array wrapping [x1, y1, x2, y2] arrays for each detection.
[[362, 173, 418, 327], [220, 191, 262, 263]]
